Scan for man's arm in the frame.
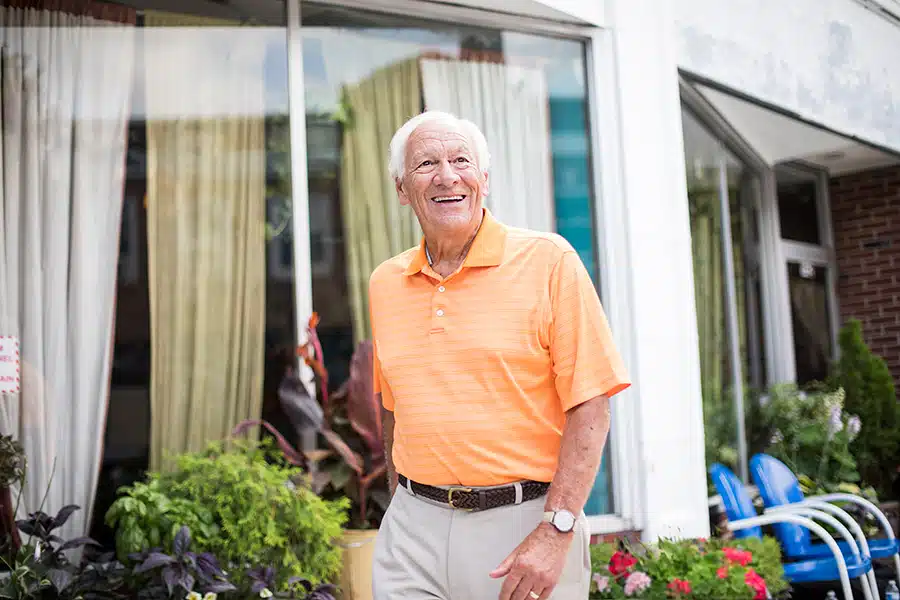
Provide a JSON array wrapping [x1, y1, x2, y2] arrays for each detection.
[[491, 395, 611, 600], [379, 394, 398, 496]]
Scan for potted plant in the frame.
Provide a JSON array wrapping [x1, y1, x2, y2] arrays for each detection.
[[298, 315, 387, 600], [0, 434, 26, 556]]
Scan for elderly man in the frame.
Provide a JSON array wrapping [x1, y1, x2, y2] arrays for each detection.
[[368, 110, 631, 600]]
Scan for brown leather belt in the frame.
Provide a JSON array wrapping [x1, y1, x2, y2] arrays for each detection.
[[398, 474, 550, 512]]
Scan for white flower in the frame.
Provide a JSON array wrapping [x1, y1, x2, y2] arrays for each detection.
[[827, 405, 843, 439], [203, 594, 217, 600], [770, 430, 784, 445], [185, 593, 202, 600], [592, 573, 610, 591], [260, 589, 274, 599], [847, 415, 862, 440]]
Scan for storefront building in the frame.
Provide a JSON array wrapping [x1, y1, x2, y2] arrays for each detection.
[[1, 0, 898, 547]]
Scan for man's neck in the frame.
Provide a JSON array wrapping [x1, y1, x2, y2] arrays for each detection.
[[424, 213, 484, 278]]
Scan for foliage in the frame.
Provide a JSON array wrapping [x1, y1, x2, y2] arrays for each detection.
[[1, 505, 335, 600], [704, 383, 862, 495], [760, 385, 860, 488], [105, 478, 218, 559], [294, 315, 389, 530], [0, 434, 26, 489], [827, 318, 900, 498], [589, 536, 789, 600], [107, 440, 349, 589], [129, 525, 235, 598]]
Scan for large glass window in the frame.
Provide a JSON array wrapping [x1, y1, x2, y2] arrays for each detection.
[[300, 4, 613, 514], [0, 0, 295, 545], [682, 106, 766, 482]]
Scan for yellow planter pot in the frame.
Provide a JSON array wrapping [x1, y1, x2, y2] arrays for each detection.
[[337, 528, 378, 600]]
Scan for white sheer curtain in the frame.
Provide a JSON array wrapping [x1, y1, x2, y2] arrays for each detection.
[[0, 4, 135, 542], [420, 58, 555, 232]]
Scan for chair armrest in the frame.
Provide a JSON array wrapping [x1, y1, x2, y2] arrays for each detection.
[[765, 504, 864, 557], [811, 494, 896, 541], [728, 513, 854, 600], [766, 499, 871, 558]]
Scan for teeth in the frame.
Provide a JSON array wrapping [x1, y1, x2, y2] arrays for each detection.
[[433, 195, 464, 202]]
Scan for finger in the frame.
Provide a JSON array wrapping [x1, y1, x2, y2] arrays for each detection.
[[498, 572, 523, 600], [509, 577, 539, 600], [490, 552, 516, 579]]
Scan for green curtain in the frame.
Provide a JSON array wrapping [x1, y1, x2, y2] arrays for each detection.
[[689, 189, 726, 409], [339, 59, 423, 343]]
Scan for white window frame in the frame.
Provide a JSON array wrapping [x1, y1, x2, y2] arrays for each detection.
[[775, 162, 842, 366], [286, 0, 637, 535]]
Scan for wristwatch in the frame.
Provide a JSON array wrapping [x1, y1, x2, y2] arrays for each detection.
[[542, 509, 577, 533]]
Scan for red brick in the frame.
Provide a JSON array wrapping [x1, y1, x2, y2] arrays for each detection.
[[832, 165, 900, 394]]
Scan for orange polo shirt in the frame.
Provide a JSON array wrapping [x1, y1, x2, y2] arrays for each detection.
[[369, 208, 630, 487]]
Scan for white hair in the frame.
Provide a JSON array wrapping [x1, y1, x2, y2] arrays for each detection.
[[387, 110, 491, 181]]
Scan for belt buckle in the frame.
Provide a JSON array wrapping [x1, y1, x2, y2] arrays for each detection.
[[447, 487, 472, 510]]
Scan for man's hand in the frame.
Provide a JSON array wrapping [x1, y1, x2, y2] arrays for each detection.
[[489, 523, 573, 600]]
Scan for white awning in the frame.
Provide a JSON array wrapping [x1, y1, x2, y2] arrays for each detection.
[[695, 83, 900, 176]]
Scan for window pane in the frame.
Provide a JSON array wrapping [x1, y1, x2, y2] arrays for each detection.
[[682, 107, 765, 480], [788, 262, 833, 384], [777, 167, 821, 245], [302, 5, 612, 513]]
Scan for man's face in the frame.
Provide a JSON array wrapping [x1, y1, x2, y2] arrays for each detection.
[[396, 120, 488, 236]]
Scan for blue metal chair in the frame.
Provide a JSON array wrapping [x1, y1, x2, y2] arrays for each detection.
[[751, 454, 900, 588], [711, 462, 873, 600]]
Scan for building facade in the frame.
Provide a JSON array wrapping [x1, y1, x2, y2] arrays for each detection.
[[1, 0, 898, 546]]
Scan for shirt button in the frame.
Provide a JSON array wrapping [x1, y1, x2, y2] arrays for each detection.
[[436, 309, 445, 317], [438, 286, 446, 293]]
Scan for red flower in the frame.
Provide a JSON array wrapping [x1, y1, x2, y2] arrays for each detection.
[[717, 566, 729, 579], [744, 568, 768, 600], [724, 547, 753, 566], [667, 578, 692, 596], [608, 551, 638, 578]]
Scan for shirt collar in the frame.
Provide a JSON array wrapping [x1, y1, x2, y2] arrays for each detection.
[[403, 208, 507, 276]]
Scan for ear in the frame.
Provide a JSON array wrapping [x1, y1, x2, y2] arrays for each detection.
[[396, 179, 410, 206], [482, 171, 490, 197]]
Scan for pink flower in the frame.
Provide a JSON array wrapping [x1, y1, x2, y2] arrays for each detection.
[[592, 574, 610, 592], [624, 571, 652, 596], [724, 547, 753, 566], [667, 578, 692, 596], [717, 565, 729, 579], [744, 568, 768, 600], [609, 551, 639, 579]]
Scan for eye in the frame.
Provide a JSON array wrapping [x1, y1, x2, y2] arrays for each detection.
[[418, 160, 433, 168], [455, 157, 469, 163]]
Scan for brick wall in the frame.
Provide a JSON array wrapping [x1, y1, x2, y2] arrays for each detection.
[[830, 165, 900, 390]]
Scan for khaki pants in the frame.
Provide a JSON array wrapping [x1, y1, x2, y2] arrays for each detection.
[[372, 483, 591, 599]]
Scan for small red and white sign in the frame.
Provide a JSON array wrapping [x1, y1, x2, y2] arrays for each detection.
[[0, 336, 20, 395]]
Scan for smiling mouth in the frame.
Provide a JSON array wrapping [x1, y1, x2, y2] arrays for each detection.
[[431, 195, 466, 204]]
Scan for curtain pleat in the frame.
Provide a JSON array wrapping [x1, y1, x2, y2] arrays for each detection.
[[143, 15, 267, 471], [339, 58, 422, 343], [0, 3, 135, 544]]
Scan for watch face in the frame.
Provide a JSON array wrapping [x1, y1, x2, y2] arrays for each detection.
[[553, 510, 576, 532]]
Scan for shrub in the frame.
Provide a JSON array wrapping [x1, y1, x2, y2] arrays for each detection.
[[590, 536, 789, 600], [828, 318, 900, 498], [107, 439, 350, 588]]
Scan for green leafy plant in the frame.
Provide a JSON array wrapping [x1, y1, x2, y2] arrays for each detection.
[[828, 318, 900, 498], [108, 439, 349, 589], [761, 385, 861, 488], [105, 478, 218, 559], [589, 536, 789, 600], [0, 434, 26, 489]]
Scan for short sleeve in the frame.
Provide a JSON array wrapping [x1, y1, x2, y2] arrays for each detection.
[[369, 276, 395, 411], [372, 338, 395, 411], [549, 251, 631, 412]]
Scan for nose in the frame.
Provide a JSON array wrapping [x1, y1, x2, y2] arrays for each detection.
[[433, 159, 460, 186]]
